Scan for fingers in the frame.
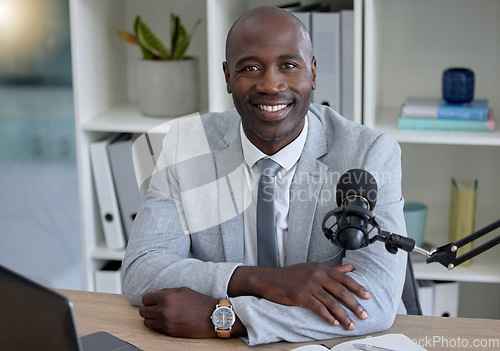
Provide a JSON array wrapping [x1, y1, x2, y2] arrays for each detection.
[[301, 266, 369, 330], [328, 267, 372, 300], [143, 316, 158, 330], [326, 270, 370, 328], [305, 294, 340, 327], [140, 289, 173, 332], [333, 263, 354, 273], [139, 305, 160, 319], [139, 304, 165, 334], [141, 290, 159, 306], [311, 283, 366, 330]]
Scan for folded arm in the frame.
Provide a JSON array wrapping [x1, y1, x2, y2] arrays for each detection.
[[122, 117, 407, 345]]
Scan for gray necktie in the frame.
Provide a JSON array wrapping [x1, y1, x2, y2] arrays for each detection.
[[256, 158, 282, 267]]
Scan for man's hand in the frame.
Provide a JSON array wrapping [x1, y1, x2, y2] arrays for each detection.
[[228, 263, 371, 331], [139, 287, 222, 338]]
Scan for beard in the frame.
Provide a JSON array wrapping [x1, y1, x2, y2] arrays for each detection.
[[235, 91, 310, 144], [241, 115, 304, 142]]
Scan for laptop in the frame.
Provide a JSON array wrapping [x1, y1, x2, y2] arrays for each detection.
[[0, 264, 141, 351]]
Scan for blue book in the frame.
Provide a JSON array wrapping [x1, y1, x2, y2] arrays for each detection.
[[400, 97, 489, 121], [398, 109, 495, 132]]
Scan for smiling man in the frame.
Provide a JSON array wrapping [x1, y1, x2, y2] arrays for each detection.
[[122, 6, 408, 346], [222, 7, 315, 154]]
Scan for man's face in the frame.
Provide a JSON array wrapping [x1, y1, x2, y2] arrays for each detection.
[[223, 14, 316, 154]]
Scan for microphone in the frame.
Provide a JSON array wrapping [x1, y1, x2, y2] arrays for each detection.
[[322, 169, 500, 270], [331, 169, 377, 250], [323, 169, 416, 253]]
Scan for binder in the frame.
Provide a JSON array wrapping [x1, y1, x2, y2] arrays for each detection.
[[285, 3, 325, 33], [340, 9, 354, 120], [107, 134, 144, 240], [311, 11, 341, 112], [90, 136, 126, 250]]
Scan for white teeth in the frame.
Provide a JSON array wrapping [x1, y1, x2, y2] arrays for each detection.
[[257, 104, 288, 112]]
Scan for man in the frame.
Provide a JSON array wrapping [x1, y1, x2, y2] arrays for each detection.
[[122, 6, 407, 346]]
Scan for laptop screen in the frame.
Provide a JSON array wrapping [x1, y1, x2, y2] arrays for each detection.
[[0, 265, 142, 351], [0, 265, 82, 350]]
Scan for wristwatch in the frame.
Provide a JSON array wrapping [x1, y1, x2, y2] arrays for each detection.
[[210, 298, 235, 338]]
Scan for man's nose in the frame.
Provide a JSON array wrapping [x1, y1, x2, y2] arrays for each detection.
[[255, 69, 287, 94]]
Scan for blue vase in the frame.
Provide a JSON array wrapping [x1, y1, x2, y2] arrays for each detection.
[[442, 68, 474, 103]]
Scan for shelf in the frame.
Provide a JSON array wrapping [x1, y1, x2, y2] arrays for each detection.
[[81, 103, 187, 134], [91, 246, 125, 261], [372, 107, 500, 146], [413, 248, 500, 283], [363, 0, 500, 147]]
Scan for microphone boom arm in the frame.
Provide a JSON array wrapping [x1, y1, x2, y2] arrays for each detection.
[[425, 219, 500, 269], [375, 220, 500, 270]]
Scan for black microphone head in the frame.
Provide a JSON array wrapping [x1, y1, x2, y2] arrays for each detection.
[[337, 227, 366, 250], [336, 169, 378, 210]]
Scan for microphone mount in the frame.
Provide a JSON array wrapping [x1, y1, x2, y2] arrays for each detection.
[[322, 206, 416, 254], [322, 205, 500, 270]]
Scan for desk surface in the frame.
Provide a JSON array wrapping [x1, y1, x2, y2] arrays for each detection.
[[59, 289, 500, 351]]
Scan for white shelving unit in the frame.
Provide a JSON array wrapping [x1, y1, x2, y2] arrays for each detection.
[[69, 0, 217, 291], [70, 0, 499, 312], [363, 0, 500, 319], [70, 0, 362, 291], [364, 0, 500, 133], [363, 0, 500, 285]]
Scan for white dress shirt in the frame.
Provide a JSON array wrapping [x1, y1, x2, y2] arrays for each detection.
[[240, 116, 308, 266]]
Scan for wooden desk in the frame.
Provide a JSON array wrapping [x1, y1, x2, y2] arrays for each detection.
[[59, 289, 500, 351]]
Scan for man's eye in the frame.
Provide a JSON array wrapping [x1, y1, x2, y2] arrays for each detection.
[[243, 65, 259, 72], [282, 63, 297, 69]]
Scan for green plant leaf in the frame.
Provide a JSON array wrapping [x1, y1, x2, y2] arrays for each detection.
[[172, 19, 201, 60], [133, 16, 141, 36], [170, 13, 179, 60], [136, 17, 170, 60], [119, 14, 200, 61], [132, 16, 154, 60]]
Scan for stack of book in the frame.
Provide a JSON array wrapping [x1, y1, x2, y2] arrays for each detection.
[[398, 97, 495, 132]]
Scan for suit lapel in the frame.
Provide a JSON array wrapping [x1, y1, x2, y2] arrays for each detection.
[[213, 120, 245, 263], [209, 110, 330, 265], [285, 113, 329, 266]]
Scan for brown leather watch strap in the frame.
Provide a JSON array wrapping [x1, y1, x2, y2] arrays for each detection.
[[216, 329, 231, 338], [218, 298, 231, 307]]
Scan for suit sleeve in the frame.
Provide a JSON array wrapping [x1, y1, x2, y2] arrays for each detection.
[[121, 117, 242, 306], [230, 133, 407, 346]]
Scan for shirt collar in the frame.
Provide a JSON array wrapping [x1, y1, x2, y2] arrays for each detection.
[[240, 115, 308, 172]]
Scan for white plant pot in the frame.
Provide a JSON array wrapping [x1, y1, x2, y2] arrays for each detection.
[[138, 58, 199, 117]]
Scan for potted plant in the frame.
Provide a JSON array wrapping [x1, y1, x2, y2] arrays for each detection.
[[118, 14, 201, 117]]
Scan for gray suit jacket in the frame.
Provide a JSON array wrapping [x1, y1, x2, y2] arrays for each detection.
[[122, 104, 407, 345]]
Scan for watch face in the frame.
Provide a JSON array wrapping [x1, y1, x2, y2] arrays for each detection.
[[211, 306, 235, 329]]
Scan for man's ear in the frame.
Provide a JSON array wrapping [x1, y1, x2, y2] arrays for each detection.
[[222, 61, 232, 94], [311, 56, 317, 90]]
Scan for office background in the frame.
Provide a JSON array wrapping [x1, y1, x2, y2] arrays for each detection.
[[0, 0, 83, 289], [0, 0, 499, 319]]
